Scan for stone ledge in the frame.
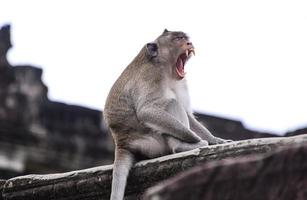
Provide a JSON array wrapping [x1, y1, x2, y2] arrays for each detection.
[[144, 142, 307, 200], [2, 134, 307, 200]]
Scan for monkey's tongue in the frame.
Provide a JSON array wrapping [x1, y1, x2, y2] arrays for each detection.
[[176, 58, 185, 78]]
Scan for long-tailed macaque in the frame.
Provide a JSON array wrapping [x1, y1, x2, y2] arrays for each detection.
[[104, 29, 231, 200]]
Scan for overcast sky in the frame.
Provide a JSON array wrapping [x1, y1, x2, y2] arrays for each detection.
[[1, 0, 307, 134]]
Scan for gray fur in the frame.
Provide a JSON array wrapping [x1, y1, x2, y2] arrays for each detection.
[[104, 30, 230, 200]]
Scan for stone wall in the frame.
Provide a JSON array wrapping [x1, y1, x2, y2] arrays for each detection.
[[145, 136, 307, 200], [0, 25, 113, 179], [0, 134, 306, 200]]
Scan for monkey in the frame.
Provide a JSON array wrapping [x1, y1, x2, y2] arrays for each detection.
[[103, 29, 231, 200]]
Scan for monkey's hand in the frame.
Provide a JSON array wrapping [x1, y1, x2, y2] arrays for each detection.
[[209, 137, 233, 145], [197, 139, 209, 147]]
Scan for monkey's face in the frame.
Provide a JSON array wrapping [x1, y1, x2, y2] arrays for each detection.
[[146, 29, 195, 79]]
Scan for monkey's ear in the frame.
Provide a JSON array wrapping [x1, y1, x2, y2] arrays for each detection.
[[163, 29, 169, 34], [146, 43, 158, 58]]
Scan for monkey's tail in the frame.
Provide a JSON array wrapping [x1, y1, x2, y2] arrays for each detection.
[[110, 148, 135, 200]]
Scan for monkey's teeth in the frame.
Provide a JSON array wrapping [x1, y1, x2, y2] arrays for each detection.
[[190, 49, 195, 56], [185, 50, 189, 57]]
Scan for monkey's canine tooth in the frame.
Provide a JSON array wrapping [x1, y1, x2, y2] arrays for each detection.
[[185, 50, 189, 57], [190, 49, 195, 56], [187, 49, 195, 58]]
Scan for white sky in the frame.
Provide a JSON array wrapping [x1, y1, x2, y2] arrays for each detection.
[[1, 0, 307, 135]]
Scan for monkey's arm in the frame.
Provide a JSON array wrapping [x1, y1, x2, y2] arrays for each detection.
[[188, 114, 230, 144], [138, 107, 202, 143]]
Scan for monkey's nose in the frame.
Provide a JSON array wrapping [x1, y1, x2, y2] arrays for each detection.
[[187, 42, 193, 46]]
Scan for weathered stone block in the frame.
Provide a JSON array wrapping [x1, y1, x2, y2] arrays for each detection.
[[2, 134, 307, 200]]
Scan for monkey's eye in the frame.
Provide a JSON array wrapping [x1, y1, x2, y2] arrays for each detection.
[[174, 36, 185, 41]]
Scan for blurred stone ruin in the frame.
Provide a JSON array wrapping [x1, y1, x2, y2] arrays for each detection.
[[0, 24, 113, 180]]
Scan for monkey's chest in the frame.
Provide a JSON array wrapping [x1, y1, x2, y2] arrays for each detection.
[[164, 87, 191, 112]]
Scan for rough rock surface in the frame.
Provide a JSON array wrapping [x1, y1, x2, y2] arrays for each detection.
[[144, 142, 307, 200], [1, 134, 306, 200], [0, 180, 5, 200]]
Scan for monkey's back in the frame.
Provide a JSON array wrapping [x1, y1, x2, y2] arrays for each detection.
[[104, 65, 138, 133], [104, 46, 165, 143], [104, 66, 158, 128]]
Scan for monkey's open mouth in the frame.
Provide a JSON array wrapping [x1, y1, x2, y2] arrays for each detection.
[[175, 49, 195, 78]]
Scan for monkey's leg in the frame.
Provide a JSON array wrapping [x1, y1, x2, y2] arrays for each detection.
[[110, 148, 135, 200], [129, 132, 170, 158], [188, 114, 232, 144], [138, 102, 201, 143], [166, 136, 208, 153], [154, 100, 209, 153]]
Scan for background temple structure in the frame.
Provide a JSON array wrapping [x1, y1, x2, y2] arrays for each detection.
[[0, 24, 113, 179], [0, 24, 306, 199]]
